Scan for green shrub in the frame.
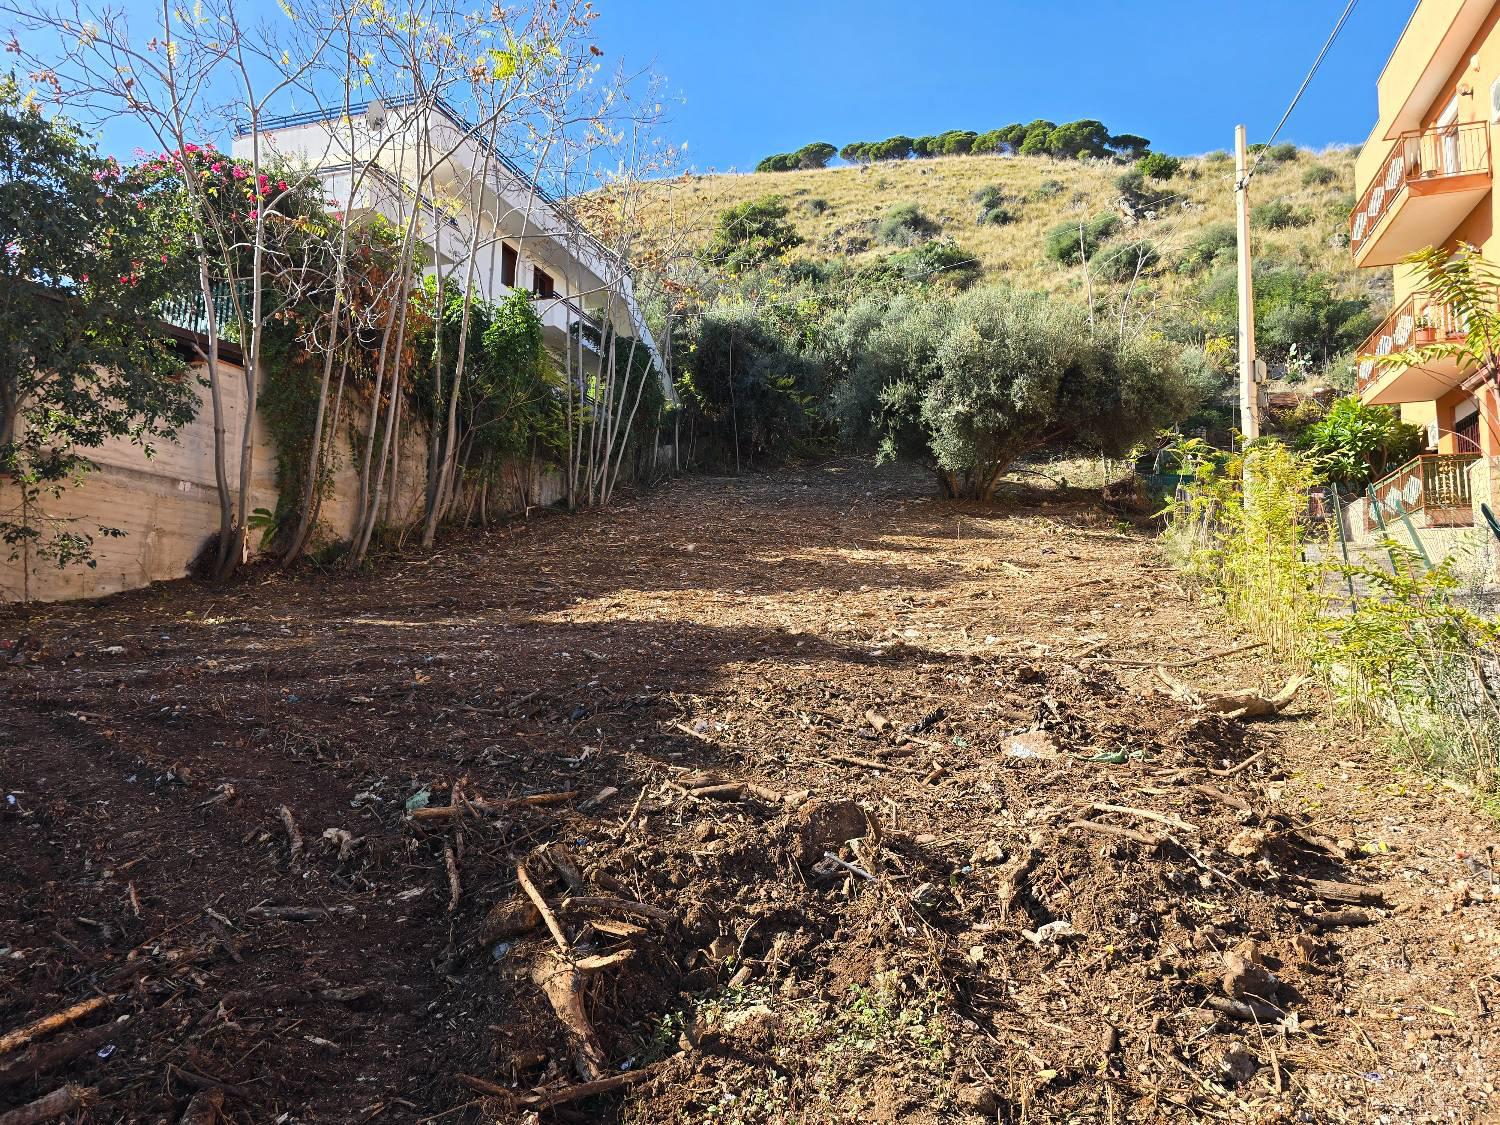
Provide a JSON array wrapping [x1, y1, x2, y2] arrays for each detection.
[[700, 195, 804, 273], [1176, 222, 1237, 275], [1267, 142, 1299, 163], [1251, 200, 1313, 230], [973, 184, 1006, 207], [1296, 395, 1424, 488], [877, 202, 941, 246], [1302, 164, 1338, 187], [1043, 213, 1120, 266], [977, 204, 1017, 226], [798, 197, 830, 216], [1136, 152, 1181, 180], [885, 240, 980, 288], [1093, 239, 1160, 283], [1203, 150, 1232, 164], [1032, 178, 1065, 200]]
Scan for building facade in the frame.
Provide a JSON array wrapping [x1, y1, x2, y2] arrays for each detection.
[[1351, 0, 1500, 545], [231, 97, 666, 387]]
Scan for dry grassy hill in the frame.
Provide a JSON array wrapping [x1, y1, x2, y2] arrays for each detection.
[[631, 146, 1371, 306]]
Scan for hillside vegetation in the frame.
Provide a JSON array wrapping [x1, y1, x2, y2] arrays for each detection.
[[632, 145, 1377, 313]]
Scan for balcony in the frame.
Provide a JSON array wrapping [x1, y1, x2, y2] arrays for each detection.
[[1364, 452, 1481, 534], [1355, 291, 1471, 405], [1349, 121, 1491, 267]]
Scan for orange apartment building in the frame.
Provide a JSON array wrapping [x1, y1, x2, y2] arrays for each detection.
[[1351, 0, 1500, 546]]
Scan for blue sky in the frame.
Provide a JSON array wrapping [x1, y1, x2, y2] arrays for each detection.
[[24, 0, 1417, 171], [592, 0, 1417, 170]]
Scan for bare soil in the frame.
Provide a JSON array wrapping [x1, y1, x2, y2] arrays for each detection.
[[2, 459, 1497, 1124]]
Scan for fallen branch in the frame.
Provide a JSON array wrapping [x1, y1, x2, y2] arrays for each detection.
[[1090, 802, 1197, 834], [0, 1084, 96, 1125], [520, 1066, 653, 1109], [1204, 995, 1284, 1023], [278, 805, 303, 871], [517, 864, 570, 953], [444, 845, 461, 914], [820, 851, 874, 881], [409, 791, 579, 822], [0, 1023, 115, 1087], [1296, 878, 1384, 907], [0, 997, 110, 1057], [1068, 819, 1160, 848], [1310, 909, 1374, 930], [531, 955, 607, 1082], [1208, 750, 1266, 778]]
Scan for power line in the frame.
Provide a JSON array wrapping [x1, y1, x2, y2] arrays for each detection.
[[1242, 0, 1361, 188]]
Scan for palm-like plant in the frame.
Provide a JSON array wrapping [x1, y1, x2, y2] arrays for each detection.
[[1375, 244, 1500, 378]]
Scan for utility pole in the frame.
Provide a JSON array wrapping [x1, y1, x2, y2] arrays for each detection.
[[1234, 124, 1261, 442]]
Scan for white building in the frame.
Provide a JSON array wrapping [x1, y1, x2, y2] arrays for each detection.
[[231, 96, 666, 388]]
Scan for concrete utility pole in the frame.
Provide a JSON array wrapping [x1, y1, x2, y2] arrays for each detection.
[[1234, 124, 1261, 442]]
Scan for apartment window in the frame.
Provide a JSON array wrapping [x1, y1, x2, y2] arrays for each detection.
[[501, 243, 518, 288], [532, 267, 555, 299]]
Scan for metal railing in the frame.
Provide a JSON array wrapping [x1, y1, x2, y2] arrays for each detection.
[[1364, 452, 1481, 534], [1349, 121, 1491, 258], [1355, 291, 1470, 396], [158, 282, 250, 339]]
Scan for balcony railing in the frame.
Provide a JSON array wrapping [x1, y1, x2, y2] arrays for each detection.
[[1349, 121, 1491, 260], [1364, 452, 1481, 534], [1354, 291, 1469, 397]]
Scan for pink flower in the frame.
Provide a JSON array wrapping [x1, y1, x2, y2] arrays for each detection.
[[210, 161, 223, 173], [248, 208, 258, 219], [184, 143, 199, 153], [160, 254, 167, 262], [276, 180, 287, 192], [231, 166, 247, 179]]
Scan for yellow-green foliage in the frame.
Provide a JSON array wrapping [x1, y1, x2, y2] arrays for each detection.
[[1164, 438, 1500, 790], [630, 147, 1363, 300]]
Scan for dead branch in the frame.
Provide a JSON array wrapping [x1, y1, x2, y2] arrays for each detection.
[[531, 955, 608, 1082], [1090, 802, 1198, 834], [517, 864, 570, 953], [1068, 819, 1161, 847], [444, 845, 461, 914], [0, 1084, 96, 1125], [0, 997, 110, 1057], [278, 805, 303, 870], [0, 1023, 115, 1088], [520, 1066, 653, 1108]]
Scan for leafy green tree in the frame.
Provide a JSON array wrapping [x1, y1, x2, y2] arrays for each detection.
[[833, 287, 1201, 498], [796, 141, 837, 169], [755, 152, 799, 172], [840, 141, 872, 163], [1019, 119, 1059, 156], [700, 196, 804, 273], [1047, 119, 1112, 159], [870, 135, 915, 161], [0, 79, 195, 580], [1298, 396, 1424, 488], [1109, 133, 1152, 160]]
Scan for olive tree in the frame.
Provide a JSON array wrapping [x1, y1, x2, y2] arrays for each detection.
[[833, 286, 1204, 499]]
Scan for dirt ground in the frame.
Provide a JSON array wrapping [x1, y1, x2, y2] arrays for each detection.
[[3, 459, 1498, 1125]]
